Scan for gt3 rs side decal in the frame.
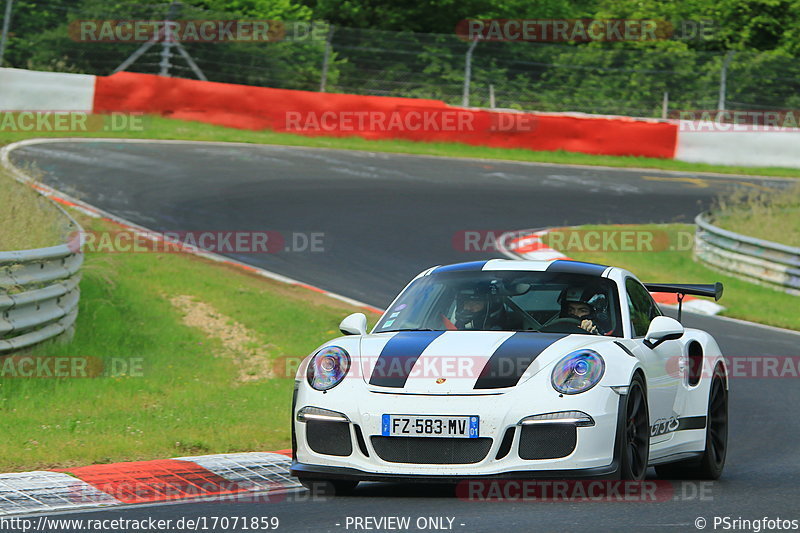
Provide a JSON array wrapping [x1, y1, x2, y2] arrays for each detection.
[[650, 415, 707, 437], [369, 331, 446, 387], [474, 332, 567, 389]]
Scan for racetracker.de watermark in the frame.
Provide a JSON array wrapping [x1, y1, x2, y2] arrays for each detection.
[[283, 110, 537, 133], [282, 355, 593, 381], [0, 356, 144, 378], [66, 480, 331, 506], [456, 480, 713, 502], [455, 19, 716, 42], [69, 230, 325, 254], [453, 229, 694, 253], [69, 20, 328, 42], [678, 110, 800, 132], [668, 356, 800, 380], [70, 20, 282, 42], [0, 112, 145, 133], [283, 355, 800, 382]]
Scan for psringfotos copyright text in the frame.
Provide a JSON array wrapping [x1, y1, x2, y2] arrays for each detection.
[[696, 516, 799, 531]]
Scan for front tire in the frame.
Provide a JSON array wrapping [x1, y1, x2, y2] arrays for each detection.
[[656, 365, 728, 480], [618, 373, 650, 480]]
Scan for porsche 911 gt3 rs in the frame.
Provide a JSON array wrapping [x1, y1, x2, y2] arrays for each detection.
[[290, 259, 728, 493]]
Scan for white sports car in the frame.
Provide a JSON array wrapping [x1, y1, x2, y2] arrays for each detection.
[[291, 259, 728, 493]]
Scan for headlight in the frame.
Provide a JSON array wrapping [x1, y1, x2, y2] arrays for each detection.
[[306, 346, 350, 391], [551, 349, 605, 394]]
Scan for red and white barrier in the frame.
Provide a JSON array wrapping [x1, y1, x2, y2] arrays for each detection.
[[3, 67, 799, 167], [4, 67, 797, 167], [0, 68, 96, 111]]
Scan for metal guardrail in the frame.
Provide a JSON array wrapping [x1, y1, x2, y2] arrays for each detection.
[[0, 237, 83, 353], [0, 143, 84, 354], [695, 213, 800, 296]]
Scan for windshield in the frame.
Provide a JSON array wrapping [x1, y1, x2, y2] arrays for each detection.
[[375, 270, 622, 336]]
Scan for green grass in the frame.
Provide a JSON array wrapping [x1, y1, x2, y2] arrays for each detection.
[[1, 114, 799, 178], [711, 182, 800, 247], [557, 224, 800, 330], [0, 166, 66, 250], [0, 214, 374, 472]]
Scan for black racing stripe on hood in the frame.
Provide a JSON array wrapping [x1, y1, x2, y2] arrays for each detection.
[[474, 332, 568, 389], [369, 331, 445, 388]]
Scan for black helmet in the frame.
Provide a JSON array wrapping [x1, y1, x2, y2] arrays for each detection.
[[455, 280, 502, 329], [559, 286, 608, 318]]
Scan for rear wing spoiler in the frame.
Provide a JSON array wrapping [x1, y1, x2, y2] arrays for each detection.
[[644, 282, 724, 301], [644, 282, 724, 322]]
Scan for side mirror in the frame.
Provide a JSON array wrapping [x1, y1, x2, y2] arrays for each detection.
[[644, 316, 684, 349], [339, 313, 367, 336]]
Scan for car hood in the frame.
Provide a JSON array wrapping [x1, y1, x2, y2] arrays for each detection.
[[357, 330, 610, 394]]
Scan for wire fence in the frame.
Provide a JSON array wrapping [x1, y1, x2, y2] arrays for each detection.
[[2, 0, 800, 118]]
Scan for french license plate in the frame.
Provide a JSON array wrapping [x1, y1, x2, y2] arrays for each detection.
[[382, 414, 479, 438]]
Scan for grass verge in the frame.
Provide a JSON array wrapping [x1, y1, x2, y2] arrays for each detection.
[[0, 166, 66, 250], [0, 212, 373, 472], [559, 224, 799, 330], [0, 114, 799, 178], [711, 182, 800, 247]]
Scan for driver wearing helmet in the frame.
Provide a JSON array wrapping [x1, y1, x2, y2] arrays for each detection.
[[449, 281, 508, 330], [559, 286, 611, 335]]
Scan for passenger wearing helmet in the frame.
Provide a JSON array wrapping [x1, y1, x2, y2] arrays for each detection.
[[559, 286, 611, 335]]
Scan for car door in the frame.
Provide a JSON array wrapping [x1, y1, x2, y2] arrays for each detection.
[[625, 278, 682, 441]]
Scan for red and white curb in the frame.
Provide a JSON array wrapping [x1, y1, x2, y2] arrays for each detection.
[[497, 227, 726, 316], [0, 452, 299, 516]]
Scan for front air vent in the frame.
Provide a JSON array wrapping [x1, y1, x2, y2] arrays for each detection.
[[495, 427, 516, 460], [306, 420, 352, 456], [353, 424, 370, 457], [370, 436, 492, 464], [518, 424, 576, 460]]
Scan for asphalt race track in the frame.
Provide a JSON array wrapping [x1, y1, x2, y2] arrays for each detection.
[[10, 140, 800, 532]]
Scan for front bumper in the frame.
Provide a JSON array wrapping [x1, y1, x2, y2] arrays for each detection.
[[291, 461, 620, 483], [292, 375, 625, 480]]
